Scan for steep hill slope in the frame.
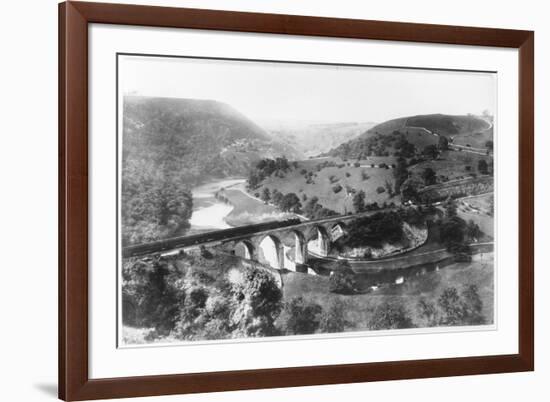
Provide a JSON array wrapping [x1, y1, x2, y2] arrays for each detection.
[[121, 96, 301, 245], [123, 96, 301, 182]]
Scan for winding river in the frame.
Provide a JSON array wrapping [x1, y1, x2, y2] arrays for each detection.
[[188, 178, 246, 233], [189, 178, 295, 270]]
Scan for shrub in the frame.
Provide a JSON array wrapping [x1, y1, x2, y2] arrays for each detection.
[[231, 267, 283, 337], [376, 186, 386, 194], [319, 300, 350, 333], [368, 301, 413, 330], [332, 184, 343, 194], [329, 263, 357, 294], [280, 297, 322, 335]]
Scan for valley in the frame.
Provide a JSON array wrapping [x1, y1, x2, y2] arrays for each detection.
[[120, 95, 496, 343]]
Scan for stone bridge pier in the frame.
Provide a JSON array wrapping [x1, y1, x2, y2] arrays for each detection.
[[226, 221, 348, 273]]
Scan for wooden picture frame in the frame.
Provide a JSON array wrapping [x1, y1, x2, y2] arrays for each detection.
[[59, 1, 534, 400]]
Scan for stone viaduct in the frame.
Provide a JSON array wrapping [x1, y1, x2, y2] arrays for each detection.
[[122, 209, 396, 272]]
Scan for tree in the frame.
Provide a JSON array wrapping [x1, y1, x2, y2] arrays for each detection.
[[393, 157, 409, 194], [417, 285, 485, 328], [437, 285, 485, 326], [319, 300, 350, 333], [478, 159, 489, 175], [260, 187, 271, 203], [280, 193, 302, 213], [280, 297, 322, 335], [423, 144, 439, 160], [353, 190, 366, 213], [271, 189, 283, 207], [384, 179, 394, 197], [121, 258, 180, 334], [438, 135, 449, 151], [444, 197, 457, 217], [440, 216, 466, 245], [369, 301, 413, 330], [121, 168, 193, 245], [485, 140, 494, 151], [304, 196, 320, 217], [466, 219, 481, 242], [460, 285, 485, 325], [422, 167, 437, 186], [231, 267, 283, 337], [437, 288, 463, 325], [417, 298, 438, 327], [329, 262, 358, 294], [400, 177, 423, 202]]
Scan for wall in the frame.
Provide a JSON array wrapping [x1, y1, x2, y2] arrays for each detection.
[[0, 0, 546, 401]]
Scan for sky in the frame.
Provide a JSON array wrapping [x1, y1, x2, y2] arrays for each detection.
[[119, 55, 496, 125]]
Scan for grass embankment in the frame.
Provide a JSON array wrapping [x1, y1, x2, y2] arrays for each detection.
[[280, 256, 494, 331], [457, 193, 494, 238], [257, 156, 398, 214], [219, 183, 296, 226]]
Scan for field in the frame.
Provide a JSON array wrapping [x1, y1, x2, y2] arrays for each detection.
[[280, 255, 494, 331], [451, 125, 493, 149], [410, 150, 493, 182], [257, 156, 399, 214]]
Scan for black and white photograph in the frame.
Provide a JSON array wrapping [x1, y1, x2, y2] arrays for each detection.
[[119, 55, 496, 345]]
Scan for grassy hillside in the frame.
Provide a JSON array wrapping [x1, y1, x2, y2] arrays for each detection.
[[255, 157, 398, 214], [328, 114, 492, 159], [405, 114, 489, 136]]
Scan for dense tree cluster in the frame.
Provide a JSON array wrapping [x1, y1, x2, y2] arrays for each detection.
[[247, 157, 291, 189], [122, 161, 193, 245], [394, 134, 416, 158], [438, 135, 449, 150], [368, 301, 414, 330], [123, 256, 284, 340], [328, 262, 358, 294], [302, 196, 338, 219], [417, 285, 485, 327], [434, 199, 482, 260], [422, 167, 437, 186], [339, 211, 404, 248], [267, 189, 302, 213], [478, 159, 489, 175], [393, 157, 409, 195], [279, 297, 322, 335]]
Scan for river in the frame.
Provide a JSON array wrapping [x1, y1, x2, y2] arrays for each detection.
[[188, 178, 246, 233], [189, 178, 297, 270]]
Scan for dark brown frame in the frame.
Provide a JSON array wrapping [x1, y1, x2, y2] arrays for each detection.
[[59, 1, 534, 400]]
